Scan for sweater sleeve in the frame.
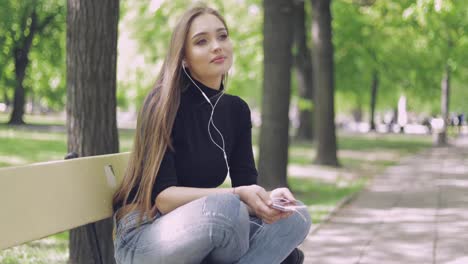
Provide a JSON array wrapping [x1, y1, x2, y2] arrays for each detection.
[[150, 111, 179, 204], [151, 146, 178, 204], [229, 97, 258, 187]]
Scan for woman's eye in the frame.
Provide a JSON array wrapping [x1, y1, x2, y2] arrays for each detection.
[[196, 39, 207, 45], [218, 34, 228, 40]]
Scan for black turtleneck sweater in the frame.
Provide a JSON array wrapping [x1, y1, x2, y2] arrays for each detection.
[[113, 78, 258, 213]]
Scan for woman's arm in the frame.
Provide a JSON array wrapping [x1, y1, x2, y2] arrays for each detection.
[[156, 185, 292, 224], [229, 97, 258, 187], [156, 186, 238, 214]]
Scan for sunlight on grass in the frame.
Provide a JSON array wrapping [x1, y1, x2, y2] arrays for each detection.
[[0, 237, 68, 264], [337, 132, 432, 152], [289, 177, 365, 223], [0, 113, 65, 127]]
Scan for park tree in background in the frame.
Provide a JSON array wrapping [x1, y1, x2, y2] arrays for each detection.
[[293, 0, 315, 141], [332, 0, 467, 133], [66, 0, 119, 263], [311, 0, 339, 166], [258, 0, 294, 189], [333, 1, 404, 130], [0, 1, 64, 124], [403, 0, 468, 145]]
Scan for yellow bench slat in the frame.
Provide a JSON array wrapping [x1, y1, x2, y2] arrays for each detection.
[[0, 152, 129, 250]]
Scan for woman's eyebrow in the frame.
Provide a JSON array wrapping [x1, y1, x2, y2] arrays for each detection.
[[191, 28, 227, 40]]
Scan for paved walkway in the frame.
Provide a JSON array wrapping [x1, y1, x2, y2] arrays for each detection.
[[300, 136, 468, 264]]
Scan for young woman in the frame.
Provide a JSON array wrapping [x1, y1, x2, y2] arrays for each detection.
[[112, 4, 311, 264]]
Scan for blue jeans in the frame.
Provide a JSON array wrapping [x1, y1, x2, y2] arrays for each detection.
[[113, 193, 311, 264]]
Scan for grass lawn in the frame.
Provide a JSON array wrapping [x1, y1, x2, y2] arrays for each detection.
[[0, 117, 433, 263]]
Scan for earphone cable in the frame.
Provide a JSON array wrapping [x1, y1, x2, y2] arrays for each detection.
[[183, 66, 230, 177]]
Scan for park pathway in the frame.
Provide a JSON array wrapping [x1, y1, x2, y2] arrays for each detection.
[[300, 136, 468, 264]]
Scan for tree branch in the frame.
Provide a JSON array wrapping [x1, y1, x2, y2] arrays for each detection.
[[36, 6, 63, 33]]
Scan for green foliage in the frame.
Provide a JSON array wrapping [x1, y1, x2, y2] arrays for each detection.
[[297, 97, 314, 111], [0, 0, 65, 111], [452, 72, 468, 113], [403, 0, 468, 113], [0, 0, 466, 116], [333, 0, 468, 115]]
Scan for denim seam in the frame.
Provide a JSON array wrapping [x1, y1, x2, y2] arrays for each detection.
[[228, 220, 246, 258], [249, 221, 265, 242]]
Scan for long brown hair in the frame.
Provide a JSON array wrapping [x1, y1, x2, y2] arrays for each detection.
[[112, 4, 229, 222]]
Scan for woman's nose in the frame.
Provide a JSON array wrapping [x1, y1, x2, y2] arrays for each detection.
[[212, 40, 222, 52]]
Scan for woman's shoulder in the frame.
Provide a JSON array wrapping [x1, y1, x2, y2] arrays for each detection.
[[223, 93, 251, 111], [222, 94, 252, 124]]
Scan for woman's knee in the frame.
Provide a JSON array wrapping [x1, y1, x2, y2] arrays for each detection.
[[201, 193, 250, 256], [278, 201, 312, 241], [202, 193, 248, 221], [202, 193, 250, 234]]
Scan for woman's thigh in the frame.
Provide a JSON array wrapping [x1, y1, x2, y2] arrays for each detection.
[[114, 193, 250, 264]]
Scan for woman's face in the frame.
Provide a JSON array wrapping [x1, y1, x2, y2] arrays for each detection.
[[184, 13, 233, 87]]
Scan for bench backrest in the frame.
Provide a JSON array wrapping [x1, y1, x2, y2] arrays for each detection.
[[0, 152, 129, 250]]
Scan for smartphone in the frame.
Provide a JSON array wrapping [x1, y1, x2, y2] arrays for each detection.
[[270, 198, 300, 212]]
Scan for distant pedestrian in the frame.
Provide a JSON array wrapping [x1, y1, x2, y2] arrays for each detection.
[[458, 113, 465, 134]]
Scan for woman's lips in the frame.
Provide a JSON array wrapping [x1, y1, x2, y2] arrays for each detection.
[[211, 56, 226, 63]]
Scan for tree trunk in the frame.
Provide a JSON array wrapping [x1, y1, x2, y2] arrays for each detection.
[[8, 11, 38, 125], [436, 63, 450, 146], [9, 72, 26, 124], [2, 88, 10, 109], [67, 0, 119, 263], [258, 0, 294, 190], [293, 0, 314, 141], [311, 0, 339, 166], [352, 107, 362, 122], [369, 70, 378, 131]]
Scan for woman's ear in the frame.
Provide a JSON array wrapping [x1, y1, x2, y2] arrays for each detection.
[[182, 60, 188, 68]]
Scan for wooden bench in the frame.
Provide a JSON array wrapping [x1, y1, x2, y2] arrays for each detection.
[[0, 152, 130, 250]]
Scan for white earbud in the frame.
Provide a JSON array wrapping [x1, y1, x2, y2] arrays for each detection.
[[182, 64, 230, 179]]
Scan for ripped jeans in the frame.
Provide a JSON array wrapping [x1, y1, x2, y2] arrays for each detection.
[[113, 193, 311, 264]]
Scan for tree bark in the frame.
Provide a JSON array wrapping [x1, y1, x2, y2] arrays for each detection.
[[8, 10, 38, 125], [67, 0, 119, 263], [311, 0, 339, 166], [369, 70, 378, 131], [293, 0, 314, 141], [436, 63, 450, 146], [258, 0, 294, 190]]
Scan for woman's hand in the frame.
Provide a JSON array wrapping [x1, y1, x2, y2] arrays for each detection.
[[236, 185, 293, 224], [269, 187, 296, 202]]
